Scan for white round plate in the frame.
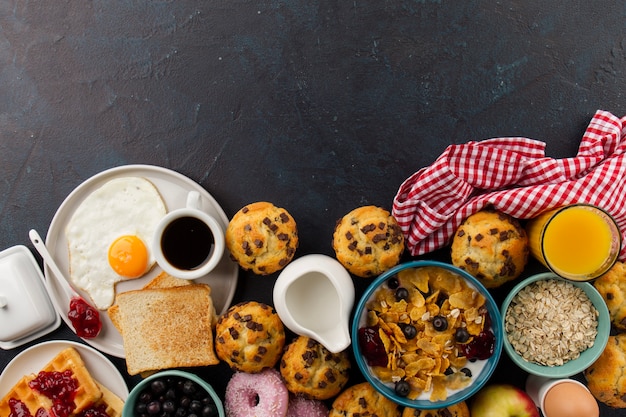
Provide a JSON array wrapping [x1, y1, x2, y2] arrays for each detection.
[[44, 165, 238, 358], [0, 340, 129, 400]]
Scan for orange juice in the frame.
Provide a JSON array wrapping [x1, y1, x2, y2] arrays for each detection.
[[526, 205, 621, 281]]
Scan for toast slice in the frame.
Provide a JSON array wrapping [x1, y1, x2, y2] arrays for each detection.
[[114, 284, 219, 375], [142, 272, 194, 290], [108, 272, 194, 332]]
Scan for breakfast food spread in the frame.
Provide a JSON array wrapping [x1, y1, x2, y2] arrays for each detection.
[[0, 347, 123, 417], [329, 382, 401, 417], [451, 208, 528, 288], [279, 336, 351, 400], [65, 177, 167, 310], [214, 301, 285, 373], [594, 261, 626, 331], [225, 202, 298, 275], [108, 281, 219, 375], [332, 205, 405, 278], [585, 334, 626, 408], [505, 279, 598, 366], [357, 266, 495, 401]]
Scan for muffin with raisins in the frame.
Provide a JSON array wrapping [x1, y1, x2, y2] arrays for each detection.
[[451, 207, 528, 288], [280, 336, 351, 400], [332, 206, 405, 278], [594, 261, 626, 331], [226, 201, 298, 275], [215, 301, 285, 373], [329, 382, 401, 417]]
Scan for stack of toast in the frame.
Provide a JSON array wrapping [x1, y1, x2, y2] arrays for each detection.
[[0, 347, 124, 417], [108, 272, 219, 376]]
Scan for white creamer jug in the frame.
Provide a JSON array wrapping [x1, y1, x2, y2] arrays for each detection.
[[273, 254, 355, 353]]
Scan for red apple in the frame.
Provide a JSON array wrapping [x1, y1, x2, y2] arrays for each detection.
[[470, 384, 539, 417]]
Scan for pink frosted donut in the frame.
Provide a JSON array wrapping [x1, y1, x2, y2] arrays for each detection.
[[286, 395, 329, 417], [225, 368, 289, 417]]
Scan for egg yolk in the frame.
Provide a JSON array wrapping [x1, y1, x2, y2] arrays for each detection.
[[108, 235, 149, 278]]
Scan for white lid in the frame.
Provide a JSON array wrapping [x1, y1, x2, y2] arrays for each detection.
[[0, 245, 61, 349]]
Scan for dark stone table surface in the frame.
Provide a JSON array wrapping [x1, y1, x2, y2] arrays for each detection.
[[1, 1, 625, 415]]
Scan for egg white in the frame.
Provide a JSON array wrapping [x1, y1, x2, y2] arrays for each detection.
[[65, 177, 167, 310]]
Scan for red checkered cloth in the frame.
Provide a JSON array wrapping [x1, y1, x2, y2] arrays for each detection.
[[392, 110, 626, 260]]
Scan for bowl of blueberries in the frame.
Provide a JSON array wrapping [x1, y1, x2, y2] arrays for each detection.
[[122, 370, 224, 417], [351, 260, 503, 409]]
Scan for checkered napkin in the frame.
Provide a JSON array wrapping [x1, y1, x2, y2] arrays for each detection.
[[392, 110, 626, 260]]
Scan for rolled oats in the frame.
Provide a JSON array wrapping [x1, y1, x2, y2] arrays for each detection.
[[505, 279, 598, 366]]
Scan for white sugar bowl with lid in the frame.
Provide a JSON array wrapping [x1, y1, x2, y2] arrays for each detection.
[[0, 245, 61, 349]]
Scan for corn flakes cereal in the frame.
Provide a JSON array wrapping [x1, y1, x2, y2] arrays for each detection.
[[357, 266, 497, 402]]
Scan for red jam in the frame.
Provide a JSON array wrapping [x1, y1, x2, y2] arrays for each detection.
[[29, 370, 77, 417], [10, 371, 110, 417], [67, 297, 102, 339], [77, 404, 109, 417], [8, 398, 50, 417]]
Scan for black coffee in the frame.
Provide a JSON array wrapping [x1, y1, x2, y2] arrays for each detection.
[[161, 216, 214, 270]]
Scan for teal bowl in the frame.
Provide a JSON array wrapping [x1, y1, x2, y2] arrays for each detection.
[[501, 272, 610, 378], [351, 260, 503, 409], [122, 370, 225, 417]]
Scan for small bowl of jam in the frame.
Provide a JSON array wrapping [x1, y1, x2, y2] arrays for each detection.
[[123, 370, 224, 417]]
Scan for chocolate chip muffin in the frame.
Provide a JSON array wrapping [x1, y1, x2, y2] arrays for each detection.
[[332, 206, 405, 278], [280, 336, 351, 400], [451, 208, 529, 288], [329, 382, 401, 417], [594, 261, 626, 331], [226, 201, 298, 275], [585, 334, 626, 408], [214, 301, 285, 373], [401, 401, 470, 417]]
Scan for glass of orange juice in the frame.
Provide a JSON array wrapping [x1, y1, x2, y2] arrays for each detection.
[[526, 204, 621, 281]]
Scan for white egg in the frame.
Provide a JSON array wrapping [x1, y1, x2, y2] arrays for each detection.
[[65, 177, 167, 310]]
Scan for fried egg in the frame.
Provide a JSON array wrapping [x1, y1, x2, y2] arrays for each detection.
[[65, 177, 167, 309]]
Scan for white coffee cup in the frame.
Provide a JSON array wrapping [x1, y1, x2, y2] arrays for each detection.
[[152, 191, 225, 279]]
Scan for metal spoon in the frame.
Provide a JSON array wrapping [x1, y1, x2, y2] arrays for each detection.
[[29, 229, 102, 338]]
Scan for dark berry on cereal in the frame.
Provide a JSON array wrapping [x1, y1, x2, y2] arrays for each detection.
[[454, 327, 470, 343], [394, 380, 411, 397], [387, 276, 399, 289], [394, 287, 409, 301], [432, 315, 448, 331], [400, 323, 417, 340]]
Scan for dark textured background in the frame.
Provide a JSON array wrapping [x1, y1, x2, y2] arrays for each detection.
[[2, 1, 625, 415]]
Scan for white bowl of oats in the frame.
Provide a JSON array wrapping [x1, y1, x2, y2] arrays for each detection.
[[352, 260, 503, 409], [501, 272, 610, 378]]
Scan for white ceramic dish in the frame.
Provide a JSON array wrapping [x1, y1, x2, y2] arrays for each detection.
[[44, 165, 238, 358], [0, 246, 61, 350], [0, 340, 129, 400]]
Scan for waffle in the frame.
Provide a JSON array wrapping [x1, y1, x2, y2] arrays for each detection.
[[0, 375, 42, 417], [0, 347, 122, 417], [93, 382, 124, 417]]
